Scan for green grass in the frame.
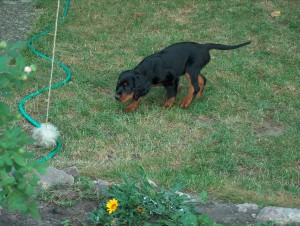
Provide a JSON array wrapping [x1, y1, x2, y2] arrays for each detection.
[[16, 0, 299, 207]]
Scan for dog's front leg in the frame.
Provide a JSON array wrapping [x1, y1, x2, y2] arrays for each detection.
[[124, 97, 141, 112], [164, 79, 179, 108]]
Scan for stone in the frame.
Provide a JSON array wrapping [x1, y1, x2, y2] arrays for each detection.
[[257, 207, 300, 224], [93, 180, 111, 195], [63, 166, 79, 177], [251, 213, 257, 219], [38, 166, 74, 189], [236, 203, 259, 213], [176, 191, 191, 199]]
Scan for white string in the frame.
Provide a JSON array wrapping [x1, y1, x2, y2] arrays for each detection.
[[46, 0, 60, 126]]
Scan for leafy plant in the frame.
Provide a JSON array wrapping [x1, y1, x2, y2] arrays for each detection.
[[89, 167, 218, 226], [0, 41, 47, 218], [198, 191, 208, 205]]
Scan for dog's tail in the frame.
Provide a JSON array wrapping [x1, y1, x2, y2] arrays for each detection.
[[205, 41, 251, 51]]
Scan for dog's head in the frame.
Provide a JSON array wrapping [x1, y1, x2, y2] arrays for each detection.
[[115, 70, 150, 102]]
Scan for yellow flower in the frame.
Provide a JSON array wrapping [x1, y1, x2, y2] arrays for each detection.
[[106, 199, 118, 214]]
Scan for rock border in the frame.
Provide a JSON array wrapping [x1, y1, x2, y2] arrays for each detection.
[[45, 165, 298, 226]]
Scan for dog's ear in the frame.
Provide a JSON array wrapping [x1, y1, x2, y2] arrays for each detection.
[[133, 73, 150, 100]]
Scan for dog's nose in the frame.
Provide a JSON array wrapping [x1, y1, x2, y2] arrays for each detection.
[[115, 94, 120, 100]]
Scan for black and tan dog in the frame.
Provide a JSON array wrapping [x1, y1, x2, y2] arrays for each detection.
[[115, 41, 251, 112]]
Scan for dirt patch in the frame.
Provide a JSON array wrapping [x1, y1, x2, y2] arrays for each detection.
[[253, 120, 285, 137], [0, 200, 97, 226]]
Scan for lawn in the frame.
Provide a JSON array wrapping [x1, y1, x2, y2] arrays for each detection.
[[18, 0, 299, 207]]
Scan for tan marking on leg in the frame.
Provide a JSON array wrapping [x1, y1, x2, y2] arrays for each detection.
[[164, 97, 176, 108], [180, 73, 194, 108], [196, 74, 205, 99], [124, 97, 141, 112]]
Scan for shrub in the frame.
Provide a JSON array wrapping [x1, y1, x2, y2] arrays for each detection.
[[0, 41, 47, 218]]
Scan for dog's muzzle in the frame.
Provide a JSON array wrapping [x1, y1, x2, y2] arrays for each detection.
[[115, 94, 121, 101]]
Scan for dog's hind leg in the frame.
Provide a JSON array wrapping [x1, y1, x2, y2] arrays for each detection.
[[196, 74, 206, 99], [180, 73, 200, 108]]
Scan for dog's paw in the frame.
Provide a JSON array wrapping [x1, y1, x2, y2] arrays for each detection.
[[124, 104, 137, 112], [164, 97, 176, 108], [180, 98, 192, 108]]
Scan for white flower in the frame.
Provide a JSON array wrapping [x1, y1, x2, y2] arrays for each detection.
[[24, 66, 32, 73]]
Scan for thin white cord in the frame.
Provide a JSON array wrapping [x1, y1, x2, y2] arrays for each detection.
[[46, 0, 60, 125]]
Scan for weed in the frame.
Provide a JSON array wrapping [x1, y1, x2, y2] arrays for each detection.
[[89, 167, 217, 225]]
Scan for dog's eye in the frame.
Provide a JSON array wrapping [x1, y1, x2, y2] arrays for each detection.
[[123, 82, 128, 87]]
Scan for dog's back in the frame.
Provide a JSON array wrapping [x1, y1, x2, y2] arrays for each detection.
[[135, 42, 208, 76], [135, 41, 251, 75]]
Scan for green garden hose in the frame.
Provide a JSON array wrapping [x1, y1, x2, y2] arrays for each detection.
[[18, 0, 71, 162]]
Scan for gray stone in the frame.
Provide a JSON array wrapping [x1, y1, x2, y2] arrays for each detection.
[[236, 203, 259, 213], [257, 207, 300, 224], [176, 191, 191, 199], [93, 179, 111, 195], [63, 166, 79, 177], [38, 166, 74, 189], [251, 213, 257, 219]]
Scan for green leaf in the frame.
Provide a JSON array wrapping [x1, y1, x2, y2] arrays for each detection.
[[181, 211, 198, 226], [7, 41, 24, 57], [17, 181, 27, 190], [35, 161, 48, 174], [14, 201, 27, 212], [0, 87, 12, 98], [199, 190, 208, 204], [0, 158, 4, 167], [0, 55, 10, 71], [4, 157, 13, 166], [6, 177, 15, 185], [25, 186, 34, 196], [30, 64, 37, 72], [0, 102, 9, 123], [13, 155, 27, 167], [0, 170, 9, 181], [28, 206, 41, 220], [16, 54, 26, 71], [0, 102, 10, 115], [10, 41, 25, 50]]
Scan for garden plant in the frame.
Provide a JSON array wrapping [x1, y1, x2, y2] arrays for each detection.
[[0, 41, 47, 218]]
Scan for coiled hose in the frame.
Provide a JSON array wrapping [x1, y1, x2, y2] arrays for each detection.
[[18, 0, 71, 162]]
